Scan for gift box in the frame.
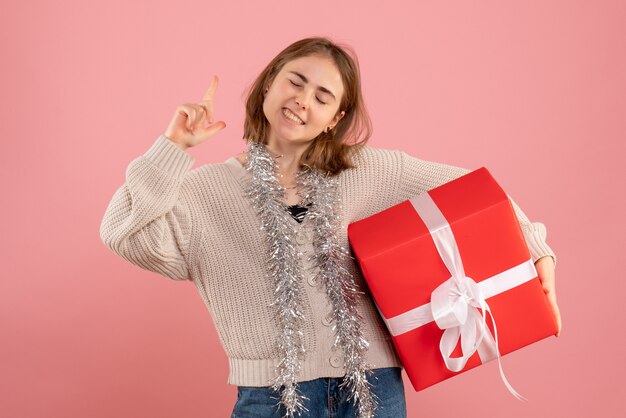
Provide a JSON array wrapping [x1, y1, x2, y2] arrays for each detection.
[[347, 167, 557, 396]]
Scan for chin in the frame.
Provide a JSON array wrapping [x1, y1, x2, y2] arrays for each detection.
[[280, 137, 313, 146], [272, 128, 310, 144]]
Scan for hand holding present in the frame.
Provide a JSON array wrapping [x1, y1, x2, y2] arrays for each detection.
[[535, 256, 562, 337]]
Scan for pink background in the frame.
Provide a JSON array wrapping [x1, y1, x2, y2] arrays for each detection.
[[2, 1, 624, 417]]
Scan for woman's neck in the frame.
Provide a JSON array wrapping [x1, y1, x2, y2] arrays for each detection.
[[264, 138, 313, 176]]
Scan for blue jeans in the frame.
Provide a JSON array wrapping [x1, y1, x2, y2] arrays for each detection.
[[230, 367, 406, 418]]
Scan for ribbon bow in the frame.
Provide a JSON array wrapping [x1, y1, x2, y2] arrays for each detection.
[[431, 274, 490, 372], [413, 192, 527, 401]]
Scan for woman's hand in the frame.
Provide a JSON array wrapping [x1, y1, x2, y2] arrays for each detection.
[[164, 75, 226, 149], [535, 256, 562, 337]]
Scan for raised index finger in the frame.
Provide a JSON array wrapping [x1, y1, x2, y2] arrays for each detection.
[[201, 75, 219, 102]]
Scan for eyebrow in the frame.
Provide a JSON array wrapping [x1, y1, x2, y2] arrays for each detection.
[[288, 71, 336, 100]]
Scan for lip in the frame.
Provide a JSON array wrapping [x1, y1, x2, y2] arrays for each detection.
[[282, 107, 305, 125]]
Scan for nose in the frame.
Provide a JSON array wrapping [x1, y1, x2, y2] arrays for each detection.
[[295, 91, 311, 109], [295, 97, 306, 109]]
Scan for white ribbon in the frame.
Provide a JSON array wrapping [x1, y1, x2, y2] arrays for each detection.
[[378, 192, 537, 400]]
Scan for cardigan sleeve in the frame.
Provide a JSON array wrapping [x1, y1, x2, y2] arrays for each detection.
[[99, 135, 196, 281], [398, 151, 557, 268]]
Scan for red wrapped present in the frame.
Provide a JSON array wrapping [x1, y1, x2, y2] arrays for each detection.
[[348, 167, 557, 398]]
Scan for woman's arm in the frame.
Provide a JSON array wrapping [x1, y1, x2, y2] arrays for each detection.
[[99, 135, 196, 281], [397, 151, 561, 336], [397, 151, 557, 267]]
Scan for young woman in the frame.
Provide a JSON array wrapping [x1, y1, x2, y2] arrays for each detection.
[[100, 37, 560, 418]]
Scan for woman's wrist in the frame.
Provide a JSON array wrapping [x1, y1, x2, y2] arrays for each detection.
[[164, 134, 189, 151]]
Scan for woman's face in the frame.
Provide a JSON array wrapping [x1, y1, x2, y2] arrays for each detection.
[[262, 54, 345, 148]]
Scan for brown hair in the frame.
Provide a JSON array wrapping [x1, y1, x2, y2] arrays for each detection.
[[242, 37, 372, 176]]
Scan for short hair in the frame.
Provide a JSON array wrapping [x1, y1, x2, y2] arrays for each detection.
[[242, 37, 372, 176]]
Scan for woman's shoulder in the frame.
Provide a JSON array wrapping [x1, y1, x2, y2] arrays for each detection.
[[353, 144, 466, 171], [353, 143, 402, 157], [338, 144, 406, 185], [347, 144, 470, 186], [348, 143, 406, 169], [179, 156, 244, 190]]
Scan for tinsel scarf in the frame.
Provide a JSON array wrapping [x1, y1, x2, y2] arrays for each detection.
[[244, 140, 379, 418]]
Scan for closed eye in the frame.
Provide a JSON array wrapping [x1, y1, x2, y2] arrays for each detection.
[[289, 80, 327, 105]]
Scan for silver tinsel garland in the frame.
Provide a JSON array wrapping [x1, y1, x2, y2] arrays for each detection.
[[244, 140, 379, 418]]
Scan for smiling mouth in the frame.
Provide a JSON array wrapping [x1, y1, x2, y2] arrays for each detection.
[[282, 108, 305, 125]]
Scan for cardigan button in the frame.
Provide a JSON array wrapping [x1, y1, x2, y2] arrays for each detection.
[[322, 312, 333, 326], [330, 355, 342, 368], [307, 275, 318, 287], [296, 231, 307, 245]]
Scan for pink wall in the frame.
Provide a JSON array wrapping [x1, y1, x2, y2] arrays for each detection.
[[2, 1, 624, 417]]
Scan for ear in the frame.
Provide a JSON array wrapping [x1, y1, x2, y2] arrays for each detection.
[[331, 110, 345, 127], [264, 76, 278, 95]]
